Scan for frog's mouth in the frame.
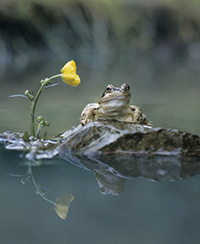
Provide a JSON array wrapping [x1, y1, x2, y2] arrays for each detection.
[[100, 92, 130, 104]]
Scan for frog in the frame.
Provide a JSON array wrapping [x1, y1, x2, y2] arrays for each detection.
[[80, 83, 152, 126]]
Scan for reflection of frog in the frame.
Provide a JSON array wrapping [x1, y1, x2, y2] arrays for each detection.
[[80, 83, 152, 126]]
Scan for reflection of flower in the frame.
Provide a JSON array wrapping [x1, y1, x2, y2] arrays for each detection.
[[54, 194, 74, 220], [61, 60, 81, 87]]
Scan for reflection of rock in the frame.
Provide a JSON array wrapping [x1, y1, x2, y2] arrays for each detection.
[[59, 151, 200, 182], [59, 149, 200, 195], [95, 170, 125, 195], [60, 121, 200, 156]]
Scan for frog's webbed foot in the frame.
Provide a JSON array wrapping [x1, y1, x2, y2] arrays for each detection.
[[80, 103, 99, 126]]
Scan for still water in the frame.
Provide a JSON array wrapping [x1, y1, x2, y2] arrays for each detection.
[[1, 143, 200, 244]]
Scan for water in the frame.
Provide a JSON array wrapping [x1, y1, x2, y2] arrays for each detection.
[[1, 143, 200, 244]]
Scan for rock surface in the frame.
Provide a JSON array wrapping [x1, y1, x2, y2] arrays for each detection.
[[59, 121, 200, 157]]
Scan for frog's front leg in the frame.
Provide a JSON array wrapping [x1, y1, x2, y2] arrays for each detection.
[[129, 105, 152, 126], [129, 105, 143, 123], [80, 103, 99, 125]]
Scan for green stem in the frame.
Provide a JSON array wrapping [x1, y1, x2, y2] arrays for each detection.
[[30, 74, 62, 137], [31, 83, 45, 137], [36, 125, 42, 139], [47, 74, 62, 81]]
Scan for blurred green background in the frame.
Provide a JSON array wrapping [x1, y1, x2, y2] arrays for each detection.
[[0, 0, 200, 135]]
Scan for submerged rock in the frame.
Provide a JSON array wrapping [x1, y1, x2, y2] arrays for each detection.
[[60, 121, 200, 157], [0, 131, 60, 161]]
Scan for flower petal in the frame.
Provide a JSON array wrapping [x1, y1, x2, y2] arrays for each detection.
[[61, 60, 80, 87]]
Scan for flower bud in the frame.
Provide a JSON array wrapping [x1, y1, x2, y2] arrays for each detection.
[[37, 116, 43, 122], [25, 90, 30, 96], [40, 79, 45, 85], [40, 121, 45, 126], [44, 121, 50, 127], [25, 90, 34, 100]]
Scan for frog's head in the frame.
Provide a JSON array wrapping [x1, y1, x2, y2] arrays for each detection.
[[99, 83, 130, 108]]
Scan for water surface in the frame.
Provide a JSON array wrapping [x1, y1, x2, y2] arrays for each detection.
[[1, 144, 200, 244]]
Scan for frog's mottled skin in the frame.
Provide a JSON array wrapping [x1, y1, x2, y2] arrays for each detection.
[[80, 83, 152, 126]]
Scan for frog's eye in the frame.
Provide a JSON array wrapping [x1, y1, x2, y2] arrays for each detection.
[[106, 87, 111, 91], [106, 85, 113, 92], [121, 83, 130, 92], [126, 85, 130, 91]]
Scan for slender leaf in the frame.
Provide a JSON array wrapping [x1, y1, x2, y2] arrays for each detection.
[[9, 94, 28, 99], [44, 83, 59, 89]]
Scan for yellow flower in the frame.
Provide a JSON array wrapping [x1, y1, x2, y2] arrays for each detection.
[[61, 60, 81, 87]]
